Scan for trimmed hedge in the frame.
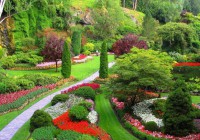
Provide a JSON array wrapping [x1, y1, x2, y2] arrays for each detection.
[[0, 88, 49, 114], [30, 110, 53, 132], [51, 94, 69, 106], [32, 126, 58, 140], [57, 130, 81, 140], [72, 86, 95, 100], [69, 105, 89, 121]]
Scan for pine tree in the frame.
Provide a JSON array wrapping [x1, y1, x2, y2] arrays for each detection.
[[99, 41, 108, 79], [71, 31, 81, 56], [163, 80, 194, 136], [61, 41, 71, 78]]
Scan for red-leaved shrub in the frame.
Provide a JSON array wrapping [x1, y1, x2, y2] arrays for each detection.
[[112, 34, 148, 56]]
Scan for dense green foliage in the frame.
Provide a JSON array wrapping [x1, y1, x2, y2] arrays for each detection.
[[110, 48, 173, 105], [158, 22, 199, 54], [69, 105, 89, 121], [32, 126, 58, 140], [51, 94, 69, 106], [61, 41, 71, 78], [163, 81, 194, 136], [72, 31, 82, 56], [78, 101, 93, 111], [99, 42, 108, 78], [57, 131, 81, 140], [30, 110, 53, 132], [72, 86, 96, 100]]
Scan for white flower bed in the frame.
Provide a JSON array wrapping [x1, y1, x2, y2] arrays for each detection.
[[132, 98, 166, 127], [87, 110, 98, 124], [45, 94, 84, 118]]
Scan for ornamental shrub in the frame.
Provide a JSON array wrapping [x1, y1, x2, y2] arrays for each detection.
[[78, 101, 93, 111], [57, 130, 81, 140], [30, 110, 53, 132], [144, 121, 159, 131], [163, 81, 194, 136], [73, 86, 95, 100], [16, 79, 35, 90], [51, 94, 69, 106], [99, 41, 108, 79], [32, 126, 57, 140], [112, 34, 148, 56], [69, 105, 89, 121], [1, 56, 16, 69], [61, 41, 71, 78], [72, 31, 81, 56]]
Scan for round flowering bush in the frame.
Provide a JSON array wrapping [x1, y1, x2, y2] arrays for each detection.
[[87, 110, 98, 124]]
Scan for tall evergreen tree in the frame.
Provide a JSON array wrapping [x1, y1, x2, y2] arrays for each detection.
[[163, 80, 194, 136], [61, 41, 71, 78], [71, 31, 81, 56], [99, 41, 108, 79]]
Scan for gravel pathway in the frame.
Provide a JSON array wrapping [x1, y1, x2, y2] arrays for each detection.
[[0, 62, 115, 140]]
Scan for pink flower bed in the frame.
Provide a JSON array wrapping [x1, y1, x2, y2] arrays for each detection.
[[124, 113, 200, 140], [36, 61, 62, 68], [111, 97, 125, 110], [0, 84, 57, 106], [61, 83, 100, 94]]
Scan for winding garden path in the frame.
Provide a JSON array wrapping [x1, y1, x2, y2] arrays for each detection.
[[0, 62, 115, 140], [95, 93, 138, 140]]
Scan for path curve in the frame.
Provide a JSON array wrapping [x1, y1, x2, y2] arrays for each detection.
[[0, 62, 115, 140]]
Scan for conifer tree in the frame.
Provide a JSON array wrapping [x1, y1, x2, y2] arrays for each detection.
[[99, 41, 108, 78], [61, 41, 71, 78], [71, 31, 81, 56]]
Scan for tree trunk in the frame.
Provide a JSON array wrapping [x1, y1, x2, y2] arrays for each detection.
[[123, 0, 126, 8], [55, 60, 58, 72], [133, 0, 138, 10]]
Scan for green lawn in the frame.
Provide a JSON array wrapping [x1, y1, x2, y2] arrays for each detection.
[[95, 93, 138, 140], [161, 93, 200, 104], [7, 55, 114, 80], [0, 55, 114, 132]]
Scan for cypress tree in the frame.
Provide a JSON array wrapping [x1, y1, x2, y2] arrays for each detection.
[[71, 31, 81, 56], [61, 41, 71, 78], [99, 41, 108, 78]]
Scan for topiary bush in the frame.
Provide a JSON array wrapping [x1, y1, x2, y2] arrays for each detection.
[[78, 101, 93, 111], [72, 31, 81, 56], [51, 94, 69, 106], [57, 130, 81, 140], [32, 126, 57, 140], [72, 86, 95, 100], [30, 110, 53, 132], [144, 121, 159, 131], [69, 105, 89, 121]]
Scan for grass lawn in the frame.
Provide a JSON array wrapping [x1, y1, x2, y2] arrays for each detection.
[[6, 55, 114, 81], [161, 93, 200, 104], [95, 93, 138, 140]]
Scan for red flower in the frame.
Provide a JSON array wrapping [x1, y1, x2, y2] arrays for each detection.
[[174, 62, 200, 67], [53, 112, 110, 140]]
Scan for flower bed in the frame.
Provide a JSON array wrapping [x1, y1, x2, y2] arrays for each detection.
[[53, 112, 111, 140], [61, 83, 100, 94], [112, 97, 200, 140], [124, 113, 200, 140], [174, 62, 200, 67]]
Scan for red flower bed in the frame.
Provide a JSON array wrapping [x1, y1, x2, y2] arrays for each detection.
[[174, 62, 200, 67], [53, 112, 110, 140], [61, 83, 100, 94], [72, 54, 87, 60]]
